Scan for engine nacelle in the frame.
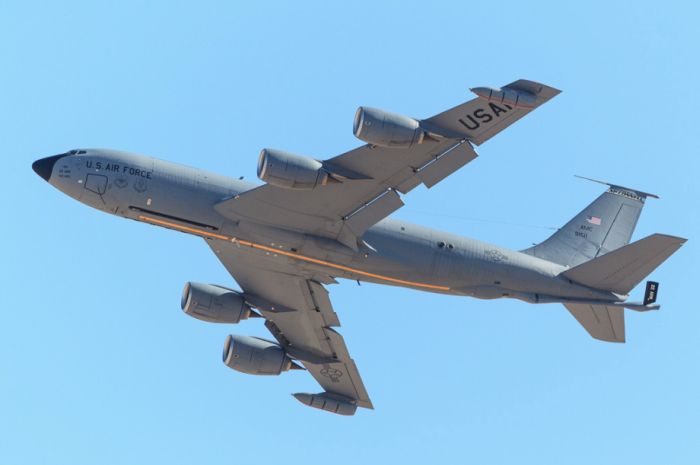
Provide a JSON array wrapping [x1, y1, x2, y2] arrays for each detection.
[[222, 335, 294, 376], [181, 282, 252, 324], [353, 106, 425, 148], [257, 148, 330, 189]]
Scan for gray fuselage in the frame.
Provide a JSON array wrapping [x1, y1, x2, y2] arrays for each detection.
[[42, 149, 620, 304]]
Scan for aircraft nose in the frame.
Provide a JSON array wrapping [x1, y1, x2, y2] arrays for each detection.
[[32, 154, 66, 181]]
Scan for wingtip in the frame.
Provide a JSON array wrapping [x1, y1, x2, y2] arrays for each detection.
[[356, 398, 374, 409], [508, 79, 562, 98]]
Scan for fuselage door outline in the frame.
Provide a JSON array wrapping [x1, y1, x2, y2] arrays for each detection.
[[85, 173, 108, 195]]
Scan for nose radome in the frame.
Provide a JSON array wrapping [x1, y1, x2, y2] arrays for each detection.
[[32, 154, 66, 181]]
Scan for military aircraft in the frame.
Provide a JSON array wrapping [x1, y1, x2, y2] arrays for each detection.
[[32, 80, 686, 416]]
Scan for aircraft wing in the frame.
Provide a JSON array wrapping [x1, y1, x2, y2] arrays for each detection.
[[215, 79, 560, 250], [206, 238, 373, 413]]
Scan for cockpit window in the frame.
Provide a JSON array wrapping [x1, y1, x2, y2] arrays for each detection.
[[66, 149, 87, 155]]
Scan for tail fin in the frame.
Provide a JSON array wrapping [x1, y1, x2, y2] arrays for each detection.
[[561, 233, 686, 294], [522, 178, 659, 267]]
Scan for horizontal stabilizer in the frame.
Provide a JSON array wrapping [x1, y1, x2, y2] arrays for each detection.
[[564, 303, 626, 342], [561, 234, 686, 294]]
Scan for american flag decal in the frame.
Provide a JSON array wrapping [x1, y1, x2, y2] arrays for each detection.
[[586, 216, 602, 225]]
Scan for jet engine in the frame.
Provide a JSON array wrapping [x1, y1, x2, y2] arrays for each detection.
[[257, 148, 332, 189], [222, 335, 295, 375], [353, 107, 426, 148], [181, 282, 252, 324]]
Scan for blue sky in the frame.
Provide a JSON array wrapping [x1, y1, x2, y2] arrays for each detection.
[[2, 1, 698, 464]]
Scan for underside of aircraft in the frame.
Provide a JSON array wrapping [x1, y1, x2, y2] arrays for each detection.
[[33, 79, 686, 415]]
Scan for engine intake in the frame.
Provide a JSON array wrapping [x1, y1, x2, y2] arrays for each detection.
[[181, 282, 252, 324], [353, 107, 425, 148], [222, 335, 294, 375], [257, 148, 331, 189]]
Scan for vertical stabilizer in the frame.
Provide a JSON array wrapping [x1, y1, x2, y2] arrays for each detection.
[[522, 179, 657, 267]]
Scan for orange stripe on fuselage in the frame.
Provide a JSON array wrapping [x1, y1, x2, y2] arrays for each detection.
[[138, 215, 450, 292]]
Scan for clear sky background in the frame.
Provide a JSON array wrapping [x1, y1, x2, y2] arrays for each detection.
[[1, 1, 698, 464]]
